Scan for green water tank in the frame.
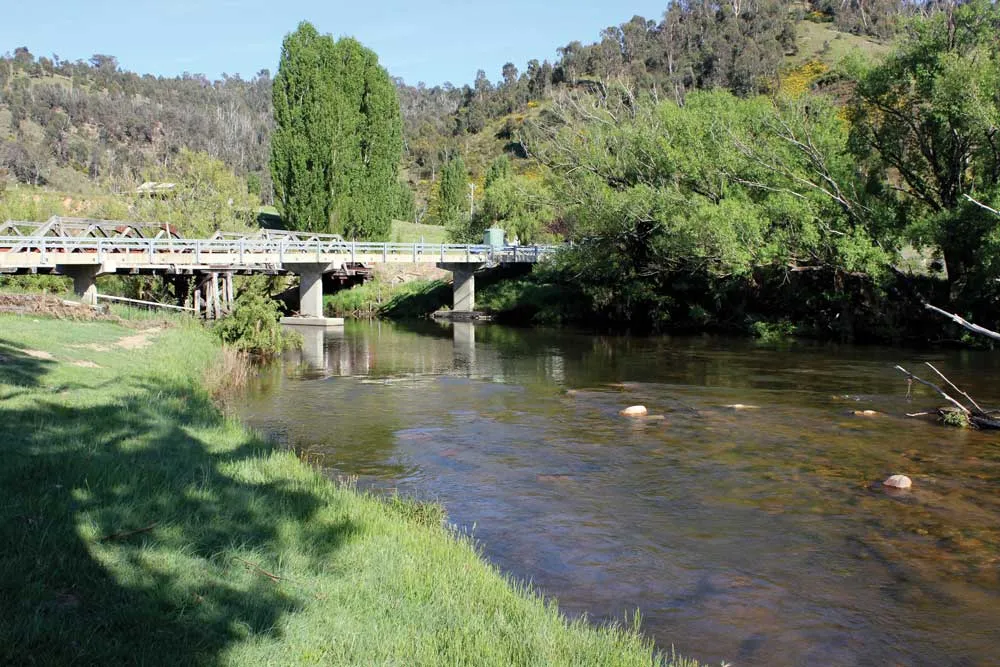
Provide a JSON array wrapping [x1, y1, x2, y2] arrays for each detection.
[[484, 227, 505, 247]]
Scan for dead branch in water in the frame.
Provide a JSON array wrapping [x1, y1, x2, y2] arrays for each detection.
[[894, 365, 970, 415], [895, 364, 1000, 429], [925, 362, 984, 412]]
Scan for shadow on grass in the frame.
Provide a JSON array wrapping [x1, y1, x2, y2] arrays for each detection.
[[0, 339, 56, 388], [0, 367, 354, 665]]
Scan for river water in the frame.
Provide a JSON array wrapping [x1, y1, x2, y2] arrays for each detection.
[[239, 320, 1000, 667]]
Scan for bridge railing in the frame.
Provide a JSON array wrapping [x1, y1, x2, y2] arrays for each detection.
[[0, 235, 559, 265]]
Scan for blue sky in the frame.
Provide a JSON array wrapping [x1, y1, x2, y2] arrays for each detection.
[[2, 0, 670, 86]]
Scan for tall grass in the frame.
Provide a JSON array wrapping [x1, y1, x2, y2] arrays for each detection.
[[0, 314, 703, 667]]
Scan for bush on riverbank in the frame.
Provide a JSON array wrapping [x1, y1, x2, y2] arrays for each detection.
[[0, 314, 695, 666], [215, 278, 301, 356], [324, 278, 450, 318]]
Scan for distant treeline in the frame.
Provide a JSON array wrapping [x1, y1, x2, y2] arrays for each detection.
[[0, 1, 942, 196]]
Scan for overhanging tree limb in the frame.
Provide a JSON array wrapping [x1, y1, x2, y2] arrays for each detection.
[[963, 193, 1000, 217], [925, 303, 1000, 342]]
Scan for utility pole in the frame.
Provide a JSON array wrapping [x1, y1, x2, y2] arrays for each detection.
[[468, 182, 476, 217]]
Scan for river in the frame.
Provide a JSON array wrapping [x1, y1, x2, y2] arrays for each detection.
[[238, 320, 1000, 667]]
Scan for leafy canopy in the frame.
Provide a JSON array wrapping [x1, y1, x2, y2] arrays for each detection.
[[847, 0, 1000, 302], [270, 22, 404, 240]]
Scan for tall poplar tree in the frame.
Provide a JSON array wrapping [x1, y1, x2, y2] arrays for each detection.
[[270, 22, 337, 234], [270, 23, 404, 239], [433, 155, 467, 230]]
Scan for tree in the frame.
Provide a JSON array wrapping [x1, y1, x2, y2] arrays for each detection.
[[527, 86, 890, 329], [432, 155, 467, 229], [270, 23, 403, 239], [484, 155, 512, 189], [270, 22, 338, 233], [331, 38, 404, 240], [133, 148, 255, 236], [847, 0, 1000, 303]]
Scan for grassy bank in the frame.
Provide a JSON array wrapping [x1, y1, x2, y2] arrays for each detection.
[[324, 278, 450, 318], [0, 314, 696, 666]]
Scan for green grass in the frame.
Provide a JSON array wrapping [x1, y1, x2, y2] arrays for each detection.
[[0, 314, 699, 666], [790, 20, 890, 67], [325, 278, 451, 318], [391, 219, 449, 244]]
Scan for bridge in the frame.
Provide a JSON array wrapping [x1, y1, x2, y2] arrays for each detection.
[[0, 217, 557, 323]]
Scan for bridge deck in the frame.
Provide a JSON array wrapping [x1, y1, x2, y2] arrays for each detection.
[[0, 237, 554, 272]]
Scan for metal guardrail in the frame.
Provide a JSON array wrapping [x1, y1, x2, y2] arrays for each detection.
[[0, 235, 558, 267]]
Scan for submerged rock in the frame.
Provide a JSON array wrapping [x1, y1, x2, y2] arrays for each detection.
[[884, 474, 913, 490], [620, 405, 648, 417], [854, 410, 880, 417]]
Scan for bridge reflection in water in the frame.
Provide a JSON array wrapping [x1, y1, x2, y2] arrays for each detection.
[[282, 321, 484, 379]]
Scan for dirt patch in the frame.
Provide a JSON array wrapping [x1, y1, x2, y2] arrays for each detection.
[[0, 294, 117, 321], [70, 343, 111, 352], [116, 327, 162, 350], [24, 349, 54, 360], [71, 360, 102, 368]]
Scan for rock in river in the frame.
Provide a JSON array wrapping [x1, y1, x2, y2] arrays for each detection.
[[620, 405, 648, 417], [884, 474, 913, 489]]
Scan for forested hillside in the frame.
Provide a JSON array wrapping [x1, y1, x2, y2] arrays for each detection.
[[0, 1, 921, 208]]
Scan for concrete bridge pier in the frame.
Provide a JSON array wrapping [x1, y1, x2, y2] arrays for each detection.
[[437, 262, 486, 315], [282, 262, 344, 327], [61, 265, 102, 306]]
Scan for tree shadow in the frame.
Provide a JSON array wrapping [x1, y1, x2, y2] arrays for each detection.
[[0, 372, 356, 665], [0, 338, 56, 388]]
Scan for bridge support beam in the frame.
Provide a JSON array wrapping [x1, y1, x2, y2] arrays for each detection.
[[282, 263, 344, 327], [437, 262, 486, 316], [61, 266, 101, 306]]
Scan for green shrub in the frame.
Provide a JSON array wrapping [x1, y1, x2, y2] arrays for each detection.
[[750, 319, 798, 342], [214, 281, 300, 356]]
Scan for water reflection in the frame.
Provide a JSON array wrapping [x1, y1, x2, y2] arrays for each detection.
[[245, 321, 1000, 667]]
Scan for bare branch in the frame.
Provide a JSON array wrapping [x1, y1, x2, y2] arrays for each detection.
[[924, 362, 984, 413], [894, 365, 970, 415], [925, 303, 1000, 342], [963, 193, 1000, 217]]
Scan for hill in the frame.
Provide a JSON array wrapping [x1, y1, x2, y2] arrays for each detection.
[[0, 1, 920, 231]]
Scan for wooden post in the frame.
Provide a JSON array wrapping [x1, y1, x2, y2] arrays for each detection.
[[211, 272, 221, 320], [225, 272, 234, 310], [194, 280, 202, 318]]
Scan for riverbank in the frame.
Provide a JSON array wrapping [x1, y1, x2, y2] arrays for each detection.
[[0, 314, 693, 666]]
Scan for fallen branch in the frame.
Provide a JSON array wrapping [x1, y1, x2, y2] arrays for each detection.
[[99, 522, 158, 542], [232, 557, 284, 582], [924, 303, 1000, 342], [894, 365, 970, 415], [924, 362, 984, 412]]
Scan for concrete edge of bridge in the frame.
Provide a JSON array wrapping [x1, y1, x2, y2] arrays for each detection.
[[280, 316, 345, 327]]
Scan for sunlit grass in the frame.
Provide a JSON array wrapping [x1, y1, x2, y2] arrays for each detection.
[[391, 219, 449, 244], [0, 313, 702, 666]]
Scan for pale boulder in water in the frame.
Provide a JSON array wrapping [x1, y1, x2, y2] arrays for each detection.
[[620, 405, 648, 417], [884, 474, 913, 489]]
